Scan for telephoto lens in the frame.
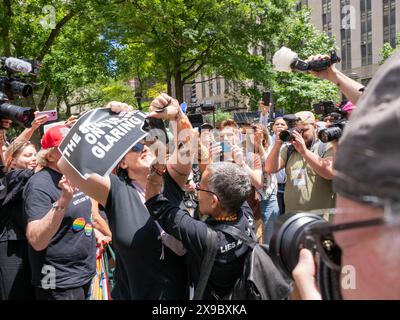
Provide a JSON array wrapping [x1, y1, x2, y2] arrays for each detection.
[[0, 101, 35, 128], [269, 213, 343, 300], [269, 213, 327, 278], [318, 126, 343, 143]]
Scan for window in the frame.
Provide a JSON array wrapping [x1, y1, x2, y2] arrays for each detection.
[[340, 0, 352, 70], [322, 0, 332, 37], [201, 75, 206, 98], [224, 79, 230, 94], [225, 101, 230, 109], [360, 0, 373, 66], [208, 79, 214, 97], [383, 0, 396, 48], [216, 77, 221, 95]]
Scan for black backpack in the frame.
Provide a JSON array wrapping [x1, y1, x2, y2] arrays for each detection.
[[194, 225, 292, 300]]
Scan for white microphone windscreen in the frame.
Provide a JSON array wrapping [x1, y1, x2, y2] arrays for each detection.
[[272, 47, 298, 72], [5, 57, 32, 73]]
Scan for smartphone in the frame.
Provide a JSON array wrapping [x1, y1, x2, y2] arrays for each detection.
[[262, 91, 273, 106], [36, 110, 58, 122], [220, 141, 232, 153]]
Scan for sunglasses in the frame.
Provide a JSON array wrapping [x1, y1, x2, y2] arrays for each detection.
[[131, 142, 145, 153], [131, 139, 155, 153]]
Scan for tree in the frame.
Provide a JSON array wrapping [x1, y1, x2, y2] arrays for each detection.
[[379, 34, 400, 65], [105, 0, 296, 102], [0, 0, 111, 111]]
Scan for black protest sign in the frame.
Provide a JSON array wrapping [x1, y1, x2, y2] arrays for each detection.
[[59, 108, 148, 179]]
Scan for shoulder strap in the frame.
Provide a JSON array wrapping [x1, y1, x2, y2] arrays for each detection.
[[212, 224, 256, 249], [193, 228, 218, 300], [285, 145, 295, 169]]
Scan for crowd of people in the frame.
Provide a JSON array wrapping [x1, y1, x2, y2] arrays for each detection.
[[0, 50, 399, 300]]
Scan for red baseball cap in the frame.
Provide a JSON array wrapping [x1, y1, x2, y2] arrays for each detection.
[[41, 125, 70, 150]]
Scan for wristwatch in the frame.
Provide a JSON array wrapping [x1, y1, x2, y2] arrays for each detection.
[[52, 201, 65, 212]]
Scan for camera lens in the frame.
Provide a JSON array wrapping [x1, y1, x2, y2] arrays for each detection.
[[279, 129, 293, 143], [318, 126, 343, 143], [0, 102, 35, 128], [269, 213, 327, 278], [10, 80, 33, 98]]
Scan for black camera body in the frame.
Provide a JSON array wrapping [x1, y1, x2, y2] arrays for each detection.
[[279, 114, 302, 143], [313, 101, 337, 117], [319, 118, 347, 143], [313, 101, 348, 143], [0, 57, 38, 129], [291, 50, 341, 72]]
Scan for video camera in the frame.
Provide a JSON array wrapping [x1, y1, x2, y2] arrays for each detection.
[[269, 212, 342, 300], [273, 47, 341, 73], [313, 101, 348, 143], [0, 57, 39, 129]]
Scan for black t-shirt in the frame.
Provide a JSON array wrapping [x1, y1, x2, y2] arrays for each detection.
[[146, 173, 254, 300], [104, 174, 188, 300], [23, 167, 96, 289]]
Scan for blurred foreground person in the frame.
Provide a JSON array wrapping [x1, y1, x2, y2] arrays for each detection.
[[293, 50, 400, 300]]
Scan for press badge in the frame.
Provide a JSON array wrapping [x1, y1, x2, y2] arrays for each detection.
[[293, 168, 307, 186]]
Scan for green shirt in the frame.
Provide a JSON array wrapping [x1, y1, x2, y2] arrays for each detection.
[[280, 142, 335, 212]]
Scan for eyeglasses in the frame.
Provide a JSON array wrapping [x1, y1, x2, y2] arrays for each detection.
[[194, 183, 219, 199], [304, 217, 387, 271]]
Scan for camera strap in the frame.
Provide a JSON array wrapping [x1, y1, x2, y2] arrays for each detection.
[[318, 260, 343, 300]]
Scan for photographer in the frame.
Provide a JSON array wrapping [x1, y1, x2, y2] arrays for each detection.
[[292, 50, 400, 300], [0, 112, 49, 166], [265, 111, 335, 212]]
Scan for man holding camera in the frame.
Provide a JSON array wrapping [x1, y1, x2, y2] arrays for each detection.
[[292, 49, 400, 300], [265, 111, 335, 213]]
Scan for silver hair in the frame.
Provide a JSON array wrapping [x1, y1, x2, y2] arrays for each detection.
[[207, 162, 252, 214], [36, 147, 57, 167]]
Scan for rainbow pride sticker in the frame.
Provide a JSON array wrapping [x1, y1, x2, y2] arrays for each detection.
[[84, 223, 93, 237], [72, 217, 86, 232]]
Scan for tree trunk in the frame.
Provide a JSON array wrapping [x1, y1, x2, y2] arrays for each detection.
[[56, 96, 62, 114], [1, 0, 12, 56], [174, 70, 184, 102], [166, 70, 172, 96], [65, 97, 71, 117], [37, 86, 52, 111], [36, 11, 75, 61]]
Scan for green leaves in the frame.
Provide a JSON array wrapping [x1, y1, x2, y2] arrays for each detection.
[[1, 0, 340, 115]]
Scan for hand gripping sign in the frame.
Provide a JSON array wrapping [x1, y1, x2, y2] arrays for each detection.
[[59, 108, 148, 179]]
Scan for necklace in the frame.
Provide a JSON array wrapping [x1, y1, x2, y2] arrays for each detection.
[[214, 214, 238, 222]]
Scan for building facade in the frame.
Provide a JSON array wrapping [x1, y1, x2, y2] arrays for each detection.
[[185, 1, 399, 110], [299, 0, 399, 84]]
